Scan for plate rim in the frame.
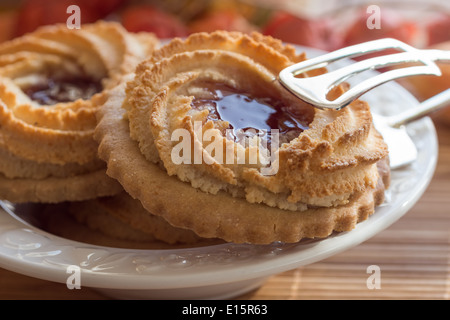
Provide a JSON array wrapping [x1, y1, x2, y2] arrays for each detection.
[[0, 45, 439, 291]]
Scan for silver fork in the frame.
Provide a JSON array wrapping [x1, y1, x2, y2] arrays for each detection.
[[279, 38, 450, 110], [279, 38, 450, 168]]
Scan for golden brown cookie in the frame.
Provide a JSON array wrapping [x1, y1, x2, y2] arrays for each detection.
[[39, 202, 217, 249], [67, 191, 215, 245], [95, 31, 390, 244], [0, 21, 158, 203]]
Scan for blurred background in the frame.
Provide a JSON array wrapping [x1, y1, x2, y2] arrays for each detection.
[[0, 0, 449, 108], [0, 0, 449, 49]]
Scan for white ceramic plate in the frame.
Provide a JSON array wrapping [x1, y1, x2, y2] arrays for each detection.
[[0, 46, 438, 300]]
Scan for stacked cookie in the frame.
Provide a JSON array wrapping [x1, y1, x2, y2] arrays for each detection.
[[0, 22, 216, 248], [0, 21, 155, 203], [0, 27, 390, 246], [96, 32, 390, 244]]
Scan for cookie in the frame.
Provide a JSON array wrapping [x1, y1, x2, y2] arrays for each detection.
[[67, 191, 215, 245], [0, 21, 158, 203], [39, 202, 216, 249], [95, 31, 390, 244]]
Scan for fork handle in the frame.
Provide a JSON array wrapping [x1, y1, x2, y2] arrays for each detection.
[[387, 89, 450, 128]]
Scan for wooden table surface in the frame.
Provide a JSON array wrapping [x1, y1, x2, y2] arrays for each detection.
[[0, 119, 449, 300]]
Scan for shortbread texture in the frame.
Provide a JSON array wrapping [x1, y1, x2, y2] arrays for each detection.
[[124, 32, 388, 210], [0, 22, 158, 202], [96, 31, 390, 244]]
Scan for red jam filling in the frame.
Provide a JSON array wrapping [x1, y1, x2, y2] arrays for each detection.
[[24, 76, 103, 105], [191, 83, 311, 145]]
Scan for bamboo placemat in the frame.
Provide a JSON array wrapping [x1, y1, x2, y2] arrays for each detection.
[[241, 119, 450, 300], [0, 120, 449, 300]]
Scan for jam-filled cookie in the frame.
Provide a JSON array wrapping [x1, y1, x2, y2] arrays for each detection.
[[0, 21, 158, 203], [96, 31, 390, 244]]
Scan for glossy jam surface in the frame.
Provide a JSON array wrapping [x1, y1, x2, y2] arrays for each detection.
[[191, 84, 310, 144], [24, 76, 103, 105]]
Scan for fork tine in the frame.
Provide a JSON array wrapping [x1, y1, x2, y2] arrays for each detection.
[[317, 51, 442, 90], [279, 38, 449, 110], [281, 60, 442, 110], [330, 65, 443, 109], [283, 38, 416, 76]]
